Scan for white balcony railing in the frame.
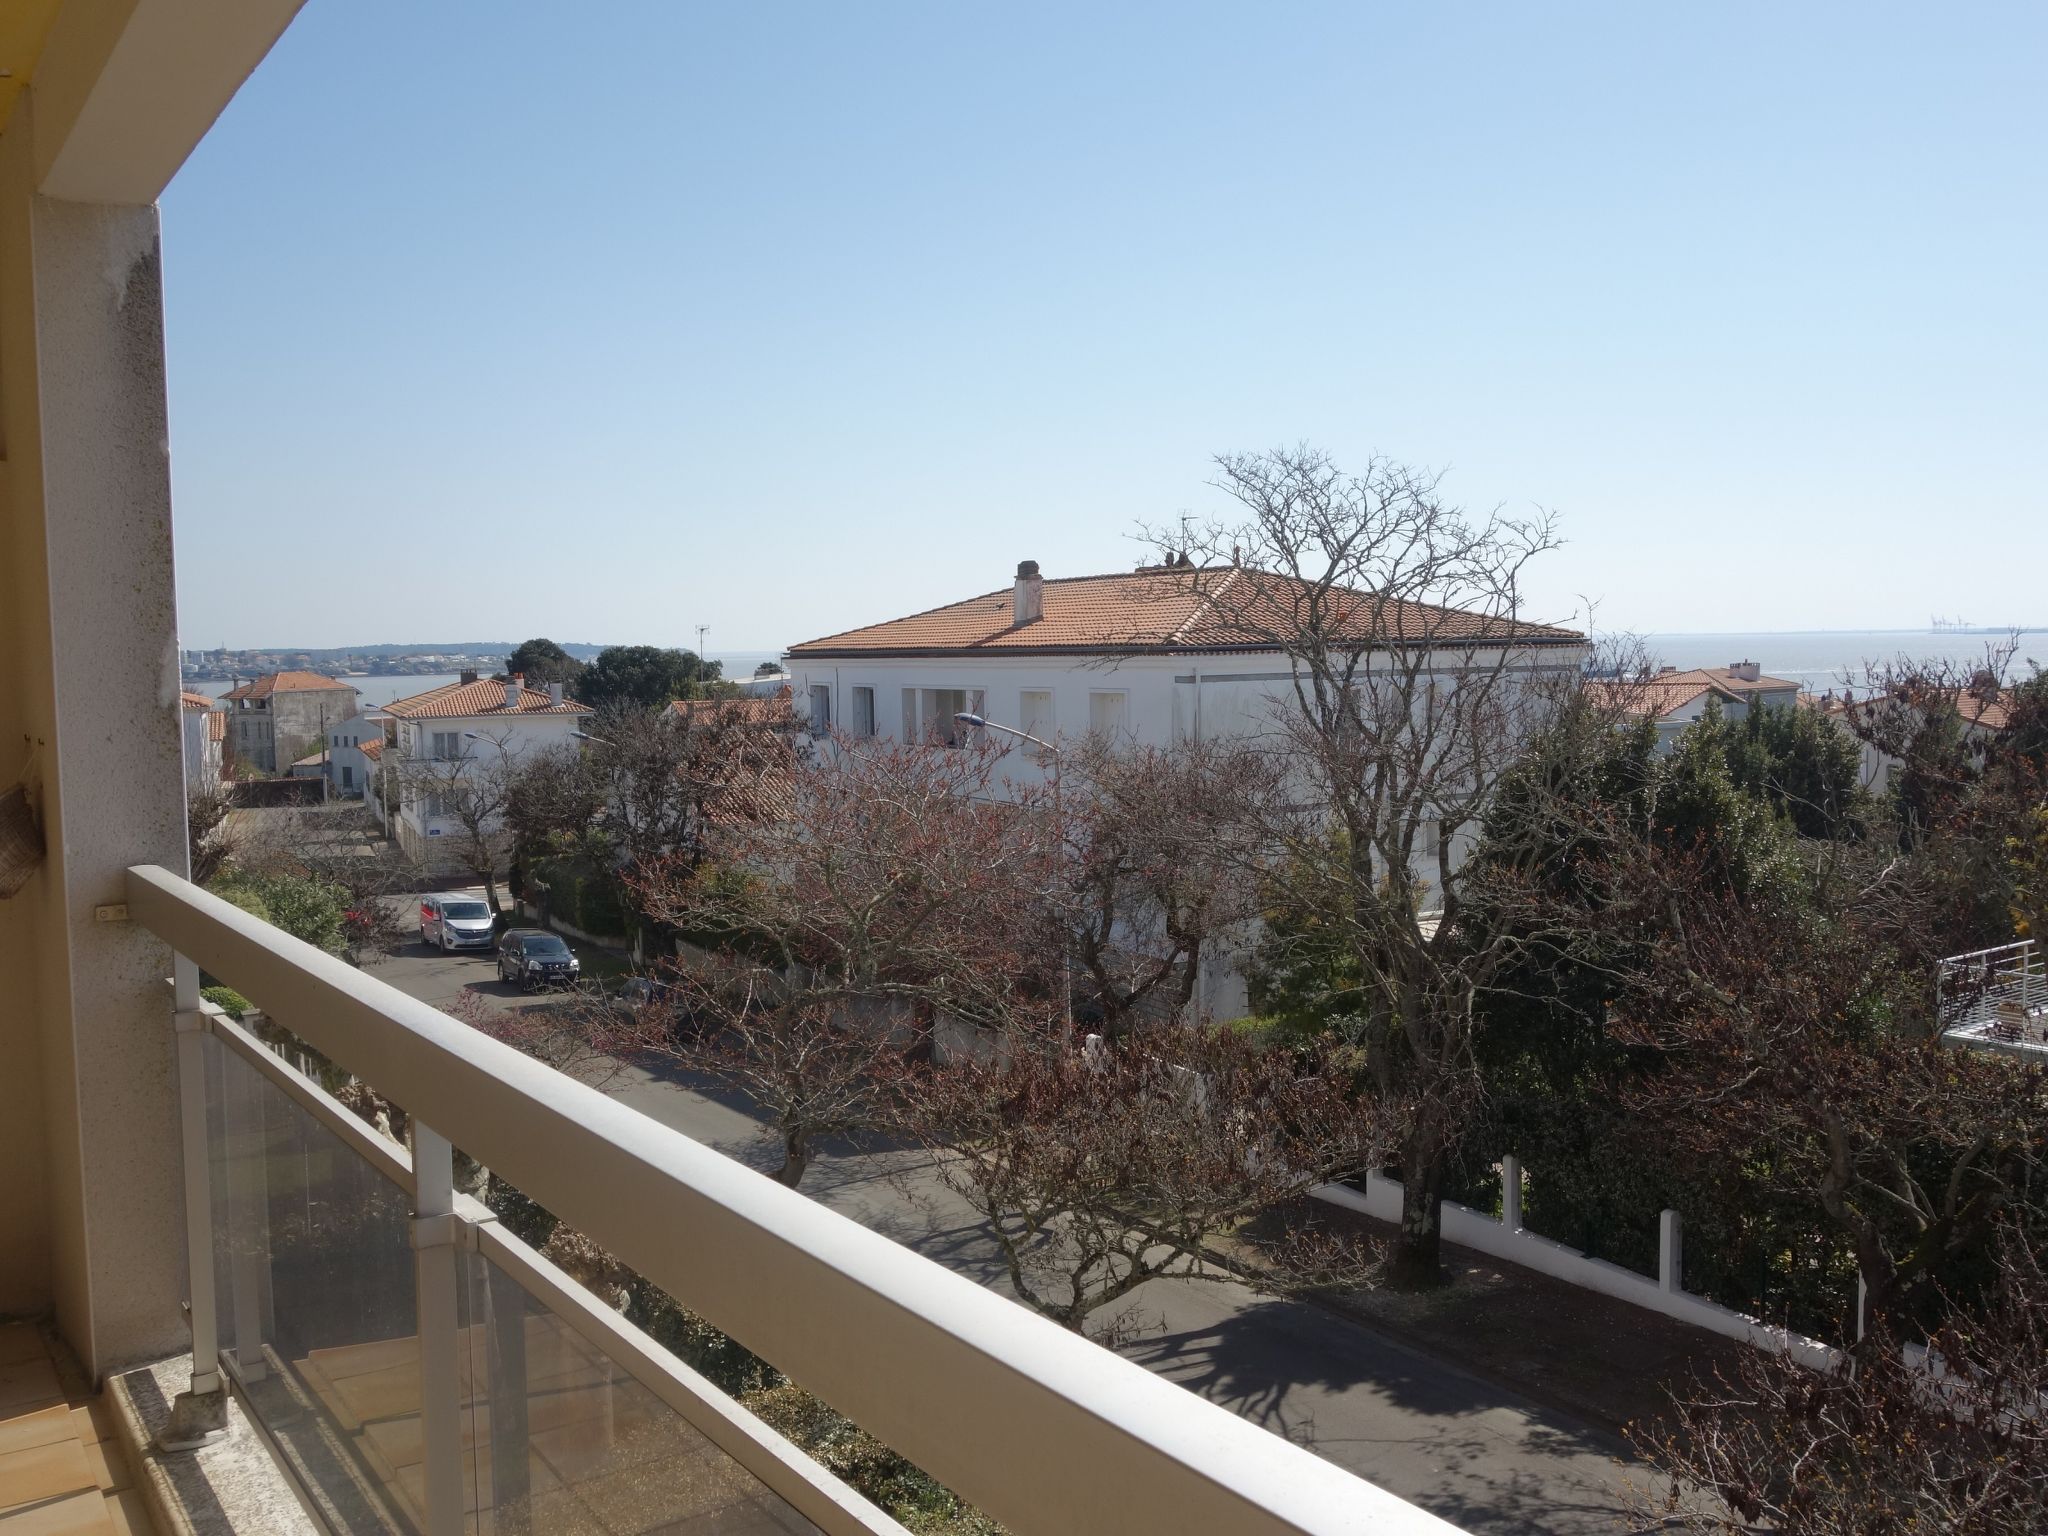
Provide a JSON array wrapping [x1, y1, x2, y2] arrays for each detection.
[[1939, 939, 2048, 1057], [128, 864, 1463, 1536]]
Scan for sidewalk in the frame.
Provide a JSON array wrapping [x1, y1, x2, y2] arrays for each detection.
[[1229, 1197, 1747, 1445]]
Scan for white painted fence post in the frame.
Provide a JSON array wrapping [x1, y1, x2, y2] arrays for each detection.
[[1659, 1209, 1683, 1294], [1499, 1155, 1522, 1232]]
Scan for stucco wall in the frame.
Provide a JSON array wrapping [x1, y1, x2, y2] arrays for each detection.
[[0, 118, 187, 1369], [0, 90, 55, 1321]]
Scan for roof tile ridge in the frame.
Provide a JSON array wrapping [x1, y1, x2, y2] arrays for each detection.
[[383, 679, 467, 714], [1164, 566, 1241, 646]]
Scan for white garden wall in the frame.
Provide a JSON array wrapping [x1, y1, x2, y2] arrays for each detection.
[[1313, 1157, 1840, 1371]]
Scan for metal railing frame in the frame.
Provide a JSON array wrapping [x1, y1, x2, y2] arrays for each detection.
[[133, 863, 1461, 1536], [173, 984, 907, 1536]]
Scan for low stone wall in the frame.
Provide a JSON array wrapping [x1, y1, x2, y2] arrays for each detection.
[[933, 1011, 1011, 1068]]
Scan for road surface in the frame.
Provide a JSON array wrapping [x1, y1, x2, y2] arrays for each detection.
[[366, 904, 1638, 1535]]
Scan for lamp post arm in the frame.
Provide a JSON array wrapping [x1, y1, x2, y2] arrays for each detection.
[[957, 715, 1060, 759]]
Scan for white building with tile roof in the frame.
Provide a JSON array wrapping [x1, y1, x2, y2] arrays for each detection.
[[382, 672, 593, 868]]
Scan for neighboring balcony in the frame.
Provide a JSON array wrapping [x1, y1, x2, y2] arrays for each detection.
[[1939, 939, 2048, 1058], [125, 864, 1462, 1536]]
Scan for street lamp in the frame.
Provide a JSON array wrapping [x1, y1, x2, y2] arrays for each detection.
[[955, 712, 1071, 1036], [570, 730, 613, 747]]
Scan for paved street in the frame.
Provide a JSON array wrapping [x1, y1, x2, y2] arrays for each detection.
[[366, 900, 1638, 1535]]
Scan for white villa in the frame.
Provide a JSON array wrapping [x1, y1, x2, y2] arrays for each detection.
[[785, 559, 1587, 775], [786, 559, 1588, 1020], [383, 672, 593, 868], [1587, 661, 1800, 754], [322, 708, 390, 801]]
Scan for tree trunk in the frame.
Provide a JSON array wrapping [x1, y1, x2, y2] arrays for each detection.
[[772, 1128, 808, 1188], [1388, 1144, 1448, 1290], [481, 871, 503, 915]]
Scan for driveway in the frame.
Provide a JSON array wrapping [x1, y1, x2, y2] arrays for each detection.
[[363, 895, 1637, 1535]]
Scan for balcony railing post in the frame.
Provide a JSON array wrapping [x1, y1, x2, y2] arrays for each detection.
[[411, 1122, 467, 1536], [223, 1039, 274, 1383], [157, 951, 230, 1451]]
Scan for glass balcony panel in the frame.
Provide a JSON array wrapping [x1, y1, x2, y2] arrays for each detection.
[[456, 1249, 820, 1535], [206, 1033, 440, 1534]]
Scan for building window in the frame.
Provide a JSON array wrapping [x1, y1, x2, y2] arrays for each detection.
[[901, 687, 971, 745], [431, 730, 464, 759], [809, 684, 832, 736], [1020, 689, 1053, 745], [1088, 691, 1128, 738], [850, 686, 876, 737]]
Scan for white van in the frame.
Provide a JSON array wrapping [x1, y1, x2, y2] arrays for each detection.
[[419, 893, 496, 952]]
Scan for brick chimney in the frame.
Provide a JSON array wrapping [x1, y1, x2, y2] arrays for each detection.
[[1013, 559, 1044, 626], [1728, 660, 1761, 683], [459, 668, 478, 685], [504, 672, 524, 709]]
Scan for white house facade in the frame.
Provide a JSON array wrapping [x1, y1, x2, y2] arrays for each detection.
[[384, 673, 593, 869], [322, 709, 391, 799], [1589, 662, 1801, 755], [786, 560, 1589, 1020], [785, 561, 1588, 782], [178, 691, 225, 791]]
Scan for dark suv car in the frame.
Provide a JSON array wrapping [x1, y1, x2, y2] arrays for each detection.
[[496, 929, 581, 991]]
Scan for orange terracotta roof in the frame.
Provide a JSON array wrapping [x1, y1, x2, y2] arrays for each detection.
[[786, 566, 1583, 658], [1657, 666, 1800, 696], [206, 712, 227, 743], [668, 688, 795, 723], [1585, 676, 1741, 721], [704, 734, 798, 825], [359, 737, 384, 760], [180, 690, 217, 710], [220, 670, 356, 701], [383, 677, 594, 720], [1957, 688, 2016, 732]]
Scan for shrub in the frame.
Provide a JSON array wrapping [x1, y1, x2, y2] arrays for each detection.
[[201, 985, 250, 1020]]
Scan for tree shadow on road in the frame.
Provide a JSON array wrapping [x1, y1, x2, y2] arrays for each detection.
[[1120, 1298, 1633, 1535]]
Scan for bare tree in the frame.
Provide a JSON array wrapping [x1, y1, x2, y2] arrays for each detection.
[[1151, 443, 1577, 1287], [1634, 1224, 2048, 1536], [604, 969, 902, 1188], [404, 726, 521, 913], [893, 1026, 1392, 1332], [227, 800, 424, 963], [1054, 734, 1278, 1037], [187, 780, 237, 886], [1568, 820, 2045, 1336], [616, 738, 1057, 1186], [506, 696, 799, 939]]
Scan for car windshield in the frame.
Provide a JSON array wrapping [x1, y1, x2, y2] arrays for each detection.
[[442, 901, 490, 920], [524, 936, 571, 957]]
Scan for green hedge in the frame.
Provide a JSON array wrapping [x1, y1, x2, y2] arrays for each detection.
[[534, 859, 629, 940], [201, 985, 250, 1020]]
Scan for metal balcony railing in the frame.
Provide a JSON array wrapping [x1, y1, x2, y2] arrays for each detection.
[[1939, 939, 2048, 1057], [127, 864, 1462, 1536]]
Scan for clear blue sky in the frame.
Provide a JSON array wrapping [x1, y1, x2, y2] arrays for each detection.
[[161, 2, 2046, 652]]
